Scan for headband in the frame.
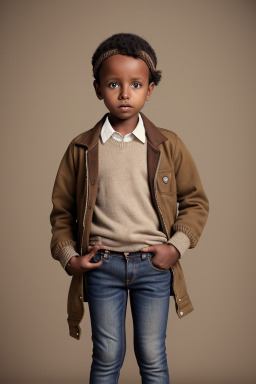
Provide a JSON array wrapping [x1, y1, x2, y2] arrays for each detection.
[[93, 49, 157, 78]]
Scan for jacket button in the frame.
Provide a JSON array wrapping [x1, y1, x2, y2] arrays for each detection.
[[178, 298, 182, 302], [180, 311, 183, 316], [162, 176, 169, 183]]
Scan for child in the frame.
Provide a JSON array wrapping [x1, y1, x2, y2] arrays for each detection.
[[50, 33, 209, 383]]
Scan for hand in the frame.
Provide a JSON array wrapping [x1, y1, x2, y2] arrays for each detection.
[[140, 243, 180, 270], [66, 244, 109, 276]]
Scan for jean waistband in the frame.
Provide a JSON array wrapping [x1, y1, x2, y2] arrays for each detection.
[[97, 249, 154, 257]]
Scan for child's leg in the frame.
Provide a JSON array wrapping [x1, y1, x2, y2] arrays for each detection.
[[86, 250, 171, 384], [129, 253, 171, 384], [86, 251, 128, 384]]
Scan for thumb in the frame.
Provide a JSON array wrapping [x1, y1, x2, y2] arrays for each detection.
[[87, 245, 101, 260], [140, 245, 155, 252]]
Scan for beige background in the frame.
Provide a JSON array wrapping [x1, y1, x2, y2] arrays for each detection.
[[1, 0, 255, 383]]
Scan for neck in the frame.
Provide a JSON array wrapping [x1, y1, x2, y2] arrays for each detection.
[[108, 113, 139, 137]]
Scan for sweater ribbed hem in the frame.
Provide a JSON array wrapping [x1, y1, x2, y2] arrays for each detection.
[[167, 231, 190, 258]]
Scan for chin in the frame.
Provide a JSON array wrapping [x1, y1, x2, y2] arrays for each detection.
[[110, 111, 134, 119]]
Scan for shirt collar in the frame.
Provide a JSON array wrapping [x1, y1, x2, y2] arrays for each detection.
[[100, 113, 146, 144]]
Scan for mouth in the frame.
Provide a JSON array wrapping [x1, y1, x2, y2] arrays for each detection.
[[118, 105, 132, 111]]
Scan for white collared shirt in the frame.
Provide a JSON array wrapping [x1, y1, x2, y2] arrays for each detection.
[[101, 113, 146, 144]]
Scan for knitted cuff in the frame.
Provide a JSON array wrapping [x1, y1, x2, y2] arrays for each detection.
[[167, 231, 191, 258], [58, 245, 80, 270]]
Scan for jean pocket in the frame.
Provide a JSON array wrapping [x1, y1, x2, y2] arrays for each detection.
[[147, 255, 170, 272]]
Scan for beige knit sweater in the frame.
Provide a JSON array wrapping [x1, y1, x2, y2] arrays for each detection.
[[89, 136, 190, 255]]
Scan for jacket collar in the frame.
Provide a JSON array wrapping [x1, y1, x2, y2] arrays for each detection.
[[75, 112, 168, 149]]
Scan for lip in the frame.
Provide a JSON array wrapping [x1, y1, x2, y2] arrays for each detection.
[[119, 105, 132, 110]]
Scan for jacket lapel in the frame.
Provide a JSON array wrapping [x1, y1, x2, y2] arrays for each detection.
[[140, 113, 168, 207], [75, 113, 108, 186]]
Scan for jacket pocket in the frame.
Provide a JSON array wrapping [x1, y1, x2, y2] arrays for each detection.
[[157, 169, 176, 195]]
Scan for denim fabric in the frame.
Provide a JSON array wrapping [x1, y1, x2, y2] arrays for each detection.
[[86, 250, 172, 384]]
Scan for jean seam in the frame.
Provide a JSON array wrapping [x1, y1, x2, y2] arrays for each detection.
[[116, 294, 127, 383]]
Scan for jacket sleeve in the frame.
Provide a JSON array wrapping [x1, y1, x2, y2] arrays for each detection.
[[172, 135, 209, 248], [50, 140, 79, 270]]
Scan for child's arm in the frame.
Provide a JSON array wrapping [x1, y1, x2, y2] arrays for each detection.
[[142, 134, 209, 270], [172, 134, 209, 248], [50, 140, 106, 275], [50, 140, 79, 272]]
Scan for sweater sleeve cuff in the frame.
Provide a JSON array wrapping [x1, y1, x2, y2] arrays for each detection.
[[58, 245, 80, 271], [167, 231, 190, 258]]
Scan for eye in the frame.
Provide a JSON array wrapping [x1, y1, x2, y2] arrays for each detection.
[[109, 82, 119, 89], [132, 82, 141, 89]]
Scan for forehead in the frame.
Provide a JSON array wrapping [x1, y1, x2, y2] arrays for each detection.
[[98, 54, 150, 80]]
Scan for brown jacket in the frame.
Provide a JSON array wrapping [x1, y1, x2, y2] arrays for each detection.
[[50, 113, 209, 340]]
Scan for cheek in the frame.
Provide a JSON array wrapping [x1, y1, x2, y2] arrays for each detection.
[[137, 89, 150, 102], [102, 91, 115, 103]]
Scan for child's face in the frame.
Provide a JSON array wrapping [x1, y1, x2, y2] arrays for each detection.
[[94, 54, 155, 121]]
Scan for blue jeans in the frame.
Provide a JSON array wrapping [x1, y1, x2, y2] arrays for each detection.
[[85, 249, 172, 384]]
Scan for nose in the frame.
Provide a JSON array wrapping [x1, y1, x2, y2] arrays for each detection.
[[118, 85, 130, 100]]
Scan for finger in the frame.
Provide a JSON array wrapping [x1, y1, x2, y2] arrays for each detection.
[[94, 244, 110, 251], [86, 258, 103, 270], [92, 259, 104, 268], [87, 244, 109, 253], [87, 244, 101, 252], [140, 245, 155, 252], [84, 245, 100, 261], [88, 245, 100, 260]]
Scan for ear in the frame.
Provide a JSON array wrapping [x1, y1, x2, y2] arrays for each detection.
[[93, 80, 103, 100], [146, 82, 155, 101]]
